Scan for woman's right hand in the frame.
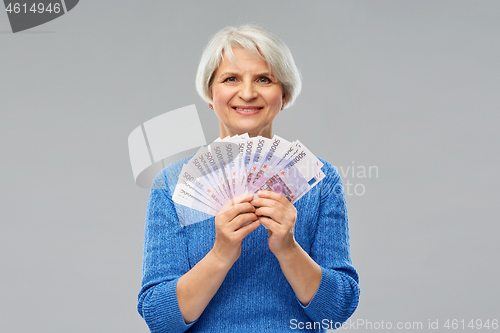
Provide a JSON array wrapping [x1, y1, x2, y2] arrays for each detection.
[[211, 193, 260, 266], [177, 193, 260, 323]]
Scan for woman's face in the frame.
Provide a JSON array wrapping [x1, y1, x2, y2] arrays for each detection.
[[211, 46, 285, 139]]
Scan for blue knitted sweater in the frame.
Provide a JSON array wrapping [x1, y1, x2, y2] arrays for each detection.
[[137, 157, 360, 332]]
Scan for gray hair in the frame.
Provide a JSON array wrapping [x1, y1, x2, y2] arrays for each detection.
[[195, 25, 302, 109]]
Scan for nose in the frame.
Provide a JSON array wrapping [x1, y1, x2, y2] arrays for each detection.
[[238, 81, 257, 101]]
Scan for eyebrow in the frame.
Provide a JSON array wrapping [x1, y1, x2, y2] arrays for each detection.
[[217, 71, 276, 79]]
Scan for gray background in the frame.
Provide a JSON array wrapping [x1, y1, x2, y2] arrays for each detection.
[[1, 1, 499, 332]]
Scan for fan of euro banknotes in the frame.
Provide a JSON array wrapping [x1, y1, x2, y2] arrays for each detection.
[[173, 134, 325, 215]]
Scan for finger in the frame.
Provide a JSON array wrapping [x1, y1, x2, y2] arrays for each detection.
[[254, 190, 289, 204], [232, 193, 255, 204], [254, 206, 287, 224], [258, 216, 280, 234], [252, 194, 295, 212], [219, 202, 256, 222], [231, 212, 258, 229], [234, 219, 261, 239], [251, 197, 285, 210], [220, 193, 255, 213]]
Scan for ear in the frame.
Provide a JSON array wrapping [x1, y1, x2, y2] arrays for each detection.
[[281, 94, 286, 110]]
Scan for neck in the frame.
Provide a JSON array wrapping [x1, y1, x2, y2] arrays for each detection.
[[219, 123, 273, 139]]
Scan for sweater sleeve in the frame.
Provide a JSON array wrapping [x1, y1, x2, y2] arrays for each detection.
[[299, 161, 360, 325], [137, 170, 197, 333]]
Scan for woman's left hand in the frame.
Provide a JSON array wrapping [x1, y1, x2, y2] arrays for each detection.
[[251, 190, 297, 257], [252, 190, 322, 306]]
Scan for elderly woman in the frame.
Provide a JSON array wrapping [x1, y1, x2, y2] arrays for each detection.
[[137, 25, 359, 332]]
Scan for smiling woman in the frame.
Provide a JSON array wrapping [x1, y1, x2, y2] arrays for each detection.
[[210, 46, 285, 138], [137, 25, 360, 333], [197, 25, 301, 139]]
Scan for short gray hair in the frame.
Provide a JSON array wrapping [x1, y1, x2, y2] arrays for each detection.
[[195, 25, 302, 109]]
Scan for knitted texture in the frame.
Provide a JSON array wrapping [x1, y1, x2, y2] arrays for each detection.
[[137, 157, 360, 332]]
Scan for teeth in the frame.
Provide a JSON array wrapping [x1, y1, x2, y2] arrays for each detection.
[[234, 107, 260, 111]]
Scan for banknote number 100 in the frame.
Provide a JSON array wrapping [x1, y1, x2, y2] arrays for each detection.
[[5, 3, 61, 14]]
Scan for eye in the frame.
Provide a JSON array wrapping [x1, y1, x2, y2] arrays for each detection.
[[258, 77, 272, 83], [223, 77, 237, 83]]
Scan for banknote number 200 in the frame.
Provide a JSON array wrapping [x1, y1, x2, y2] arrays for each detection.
[[5, 3, 61, 14]]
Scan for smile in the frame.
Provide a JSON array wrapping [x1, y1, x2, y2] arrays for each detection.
[[232, 106, 263, 112]]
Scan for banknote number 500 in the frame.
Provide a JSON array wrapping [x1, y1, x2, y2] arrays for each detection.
[[5, 3, 61, 14]]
